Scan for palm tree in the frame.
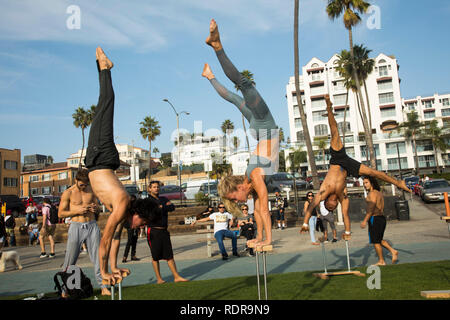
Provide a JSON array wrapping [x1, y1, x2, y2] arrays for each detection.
[[152, 147, 159, 159], [314, 136, 329, 169], [294, 0, 320, 189], [235, 70, 254, 154], [421, 120, 450, 174], [396, 111, 425, 175], [140, 116, 161, 182], [221, 119, 235, 154], [72, 106, 90, 168], [326, 0, 375, 168]]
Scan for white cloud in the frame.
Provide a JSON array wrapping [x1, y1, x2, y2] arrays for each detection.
[[0, 0, 328, 51]]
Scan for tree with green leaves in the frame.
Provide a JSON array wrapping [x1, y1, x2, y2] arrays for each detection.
[[288, 148, 307, 174], [294, 0, 320, 189], [396, 111, 425, 175], [221, 119, 235, 153], [314, 136, 329, 168], [140, 116, 161, 182], [421, 120, 450, 174], [72, 106, 90, 168], [326, 0, 375, 169]]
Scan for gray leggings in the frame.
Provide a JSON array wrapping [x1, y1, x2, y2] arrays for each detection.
[[211, 49, 277, 140], [321, 214, 336, 232], [62, 221, 105, 289]]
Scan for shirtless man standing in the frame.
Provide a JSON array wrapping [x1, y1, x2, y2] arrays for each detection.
[[301, 95, 410, 240], [85, 47, 160, 285], [360, 176, 398, 266], [58, 169, 110, 296]]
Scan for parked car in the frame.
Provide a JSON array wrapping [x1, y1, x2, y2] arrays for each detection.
[[404, 176, 420, 192], [266, 172, 309, 193], [414, 180, 429, 197], [198, 181, 219, 197], [159, 185, 187, 201], [0, 194, 26, 217], [421, 179, 450, 203], [182, 179, 211, 200], [124, 184, 140, 198]]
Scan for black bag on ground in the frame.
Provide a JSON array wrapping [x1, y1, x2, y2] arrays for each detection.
[[53, 268, 94, 300], [49, 205, 59, 224]]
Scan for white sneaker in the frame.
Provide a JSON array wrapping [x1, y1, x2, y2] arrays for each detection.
[[39, 253, 48, 258]]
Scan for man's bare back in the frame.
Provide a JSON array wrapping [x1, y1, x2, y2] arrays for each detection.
[[320, 165, 347, 199], [366, 189, 384, 216]]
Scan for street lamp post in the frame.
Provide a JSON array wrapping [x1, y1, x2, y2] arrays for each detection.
[[163, 99, 189, 206]]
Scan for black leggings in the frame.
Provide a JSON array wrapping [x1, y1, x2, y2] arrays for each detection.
[[85, 69, 120, 171]]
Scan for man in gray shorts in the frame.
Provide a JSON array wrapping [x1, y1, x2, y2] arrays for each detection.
[[58, 169, 110, 296], [319, 200, 338, 243]]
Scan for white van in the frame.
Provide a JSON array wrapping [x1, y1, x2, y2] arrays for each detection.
[[183, 179, 212, 200]]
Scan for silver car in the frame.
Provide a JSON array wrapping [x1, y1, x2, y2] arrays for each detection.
[[421, 179, 450, 203]]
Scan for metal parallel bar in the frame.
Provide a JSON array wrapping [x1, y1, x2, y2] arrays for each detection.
[[263, 252, 268, 300], [111, 285, 115, 300], [118, 282, 122, 300], [255, 251, 261, 300], [345, 240, 351, 272]]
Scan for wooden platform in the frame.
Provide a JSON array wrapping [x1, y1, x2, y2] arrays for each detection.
[[248, 242, 273, 252], [313, 270, 365, 280], [420, 290, 450, 299], [441, 216, 450, 221]]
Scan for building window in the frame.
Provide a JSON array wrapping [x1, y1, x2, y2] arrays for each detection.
[[312, 111, 325, 122], [422, 100, 433, 108], [377, 80, 393, 91], [314, 124, 328, 136], [335, 109, 346, 119], [338, 122, 351, 134], [310, 85, 324, 96], [333, 80, 346, 91], [42, 186, 51, 195], [42, 173, 51, 181], [4, 160, 18, 170], [58, 185, 68, 193], [361, 144, 380, 158], [416, 140, 434, 152], [386, 142, 406, 155], [379, 65, 388, 76], [293, 105, 300, 118], [311, 99, 326, 109], [333, 94, 347, 106], [294, 118, 302, 129], [345, 147, 355, 158], [30, 175, 39, 182], [442, 109, 450, 117], [344, 135, 354, 144], [387, 157, 408, 170], [379, 92, 394, 104], [58, 172, 68, 180], [380, 107, 396, 118], [424, 111, 435, 119], [310, 71, 322, 81], [405, 102, 417, 110], [3, 178, 18, 187], [362, 159, 382, 170], [418, 155, 435, 168], [296, 131, 305, 142], [31, 188, 39, 196], [442, 98, 450, 106]]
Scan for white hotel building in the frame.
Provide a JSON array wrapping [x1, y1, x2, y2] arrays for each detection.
[[286, 53, 450, 175]]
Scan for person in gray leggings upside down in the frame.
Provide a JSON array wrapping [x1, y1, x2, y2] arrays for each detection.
[[203, 19, 279, 247]]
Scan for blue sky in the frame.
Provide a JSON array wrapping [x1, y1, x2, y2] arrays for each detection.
[[1, 0, 449, 163]]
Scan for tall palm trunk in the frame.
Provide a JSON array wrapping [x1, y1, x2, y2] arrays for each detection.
[[342, 88, 349, 148], [242, 115, 250, 155], [412, 134, 420, 175], [79, 128, 85, 169], [363, 80, 373, 130], [148, 140, 152, 182], [348, 28, 376, 169], [294, 0, 319, 188]]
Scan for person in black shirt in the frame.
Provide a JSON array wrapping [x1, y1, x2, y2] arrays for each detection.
[[147, 181, 188, 284]]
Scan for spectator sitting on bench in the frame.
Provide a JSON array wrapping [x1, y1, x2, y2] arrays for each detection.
[[238, 204, 256, 256], [196, 206, 215, 220], [193, 203, 240, 261]]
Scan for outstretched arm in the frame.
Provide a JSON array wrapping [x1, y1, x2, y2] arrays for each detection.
[[251, 168, 272, 245]]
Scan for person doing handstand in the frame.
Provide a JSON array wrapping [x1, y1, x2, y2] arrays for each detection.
[[301, 95, 410, 240], [203, 19, 279, 247], [85, 47, 161, 285]]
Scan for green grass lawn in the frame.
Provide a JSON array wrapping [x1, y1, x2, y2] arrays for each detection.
[[7, 260, 450, 300]]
